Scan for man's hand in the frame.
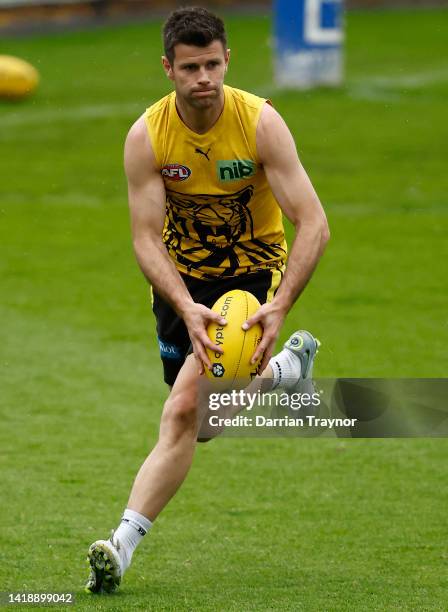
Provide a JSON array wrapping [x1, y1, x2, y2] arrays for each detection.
[[242, 301, 287, 374], [182, 302, 227, 375]]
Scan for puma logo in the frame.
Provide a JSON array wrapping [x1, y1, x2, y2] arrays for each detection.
[[195, 147, 211, 161]]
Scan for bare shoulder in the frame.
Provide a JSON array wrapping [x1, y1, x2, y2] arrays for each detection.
[[126, 114, 149, 148], [257, 102, 289, 135], [257, 102, 296, 163], [124, 114, 157, 181]]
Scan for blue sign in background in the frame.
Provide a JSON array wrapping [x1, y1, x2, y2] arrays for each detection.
[[274, 0, 343, 51], [273, 0, 344, 87]]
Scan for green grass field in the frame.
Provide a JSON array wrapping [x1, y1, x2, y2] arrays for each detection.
[[1, 8, 448, 610]]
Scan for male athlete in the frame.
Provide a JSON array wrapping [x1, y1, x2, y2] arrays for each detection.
[[85, 7, 329, 593]]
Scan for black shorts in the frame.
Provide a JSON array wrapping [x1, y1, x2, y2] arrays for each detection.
[[152, 269, 282, 386]]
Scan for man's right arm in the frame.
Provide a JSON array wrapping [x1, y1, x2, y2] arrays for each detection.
[[124, 116, 225, 372], [125, 116, 194, 314]]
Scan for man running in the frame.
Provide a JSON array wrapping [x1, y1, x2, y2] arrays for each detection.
[[85, 6, 329, 593]]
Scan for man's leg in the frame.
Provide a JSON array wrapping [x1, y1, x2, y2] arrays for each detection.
[[85, 354, 200, 593], [127, 354, 200, 520]]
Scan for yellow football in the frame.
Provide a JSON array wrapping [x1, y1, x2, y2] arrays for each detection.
[[0, 55, 39, 99], [205, 290, 263, 384]]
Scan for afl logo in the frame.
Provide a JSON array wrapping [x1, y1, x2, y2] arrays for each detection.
[[162, 164, 191, 181]]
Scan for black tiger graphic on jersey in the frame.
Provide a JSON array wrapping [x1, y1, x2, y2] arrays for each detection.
[[164, 186, 287, 279]]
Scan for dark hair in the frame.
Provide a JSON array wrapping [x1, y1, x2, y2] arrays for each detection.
[[163, 7, 227, 65]]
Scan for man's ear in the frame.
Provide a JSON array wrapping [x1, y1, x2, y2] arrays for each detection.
[[224, 48, 231, 72], [162, 56, 174, 80]]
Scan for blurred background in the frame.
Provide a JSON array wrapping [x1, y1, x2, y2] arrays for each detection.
[[1, 0, 448, 33], [1, 0, 447, 609]]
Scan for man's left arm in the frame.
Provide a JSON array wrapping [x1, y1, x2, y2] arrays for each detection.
[[244, 103, 330, 372]]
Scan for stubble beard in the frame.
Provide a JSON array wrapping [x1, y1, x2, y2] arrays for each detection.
[[187, 89, 219, 110]]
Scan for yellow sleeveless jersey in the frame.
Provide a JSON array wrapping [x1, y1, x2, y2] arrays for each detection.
[[145, 85, 287, 280]]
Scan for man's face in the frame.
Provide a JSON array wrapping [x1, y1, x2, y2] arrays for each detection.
[[162, 40, 230, 109]]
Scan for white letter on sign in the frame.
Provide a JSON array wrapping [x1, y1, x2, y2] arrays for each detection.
[[304, 0, 343, 45]]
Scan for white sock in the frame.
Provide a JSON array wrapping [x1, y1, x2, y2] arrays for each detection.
[[113, 508, 152, 572], [269, 349, 302, 390]]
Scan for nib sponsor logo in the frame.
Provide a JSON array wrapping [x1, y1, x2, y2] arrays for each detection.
[[217, 159, 257, 182]]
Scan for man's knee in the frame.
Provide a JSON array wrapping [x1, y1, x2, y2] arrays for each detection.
[[161, 388, 197, 434]]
